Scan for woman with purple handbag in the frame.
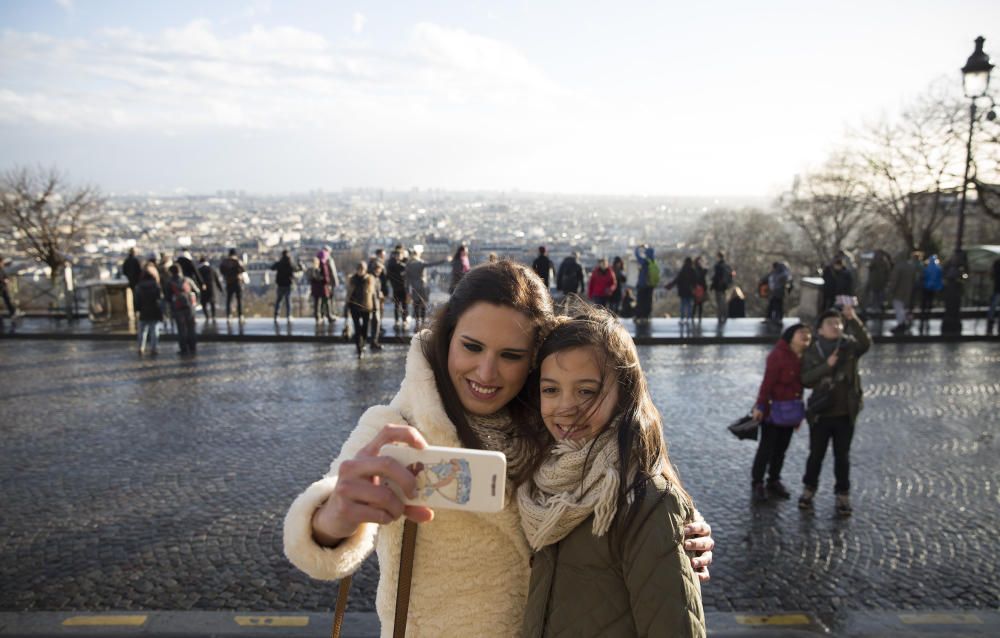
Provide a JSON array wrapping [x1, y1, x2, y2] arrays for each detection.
[[749, 323, 811, 503]]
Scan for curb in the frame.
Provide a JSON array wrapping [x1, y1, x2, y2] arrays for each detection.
[[1, 610, 998, 637]]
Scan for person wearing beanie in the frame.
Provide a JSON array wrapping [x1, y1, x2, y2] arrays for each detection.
[[799, 304, 871, 516], [750, 323, 811, 502]]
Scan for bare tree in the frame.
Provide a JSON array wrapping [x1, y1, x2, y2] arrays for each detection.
[[0, 166, 103, 271], [970, 102, 1000, 220], [778, 153, 885, 267], [852, 82, 981, 252]]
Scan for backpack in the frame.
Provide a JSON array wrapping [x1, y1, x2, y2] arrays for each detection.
[[646, 260, 661, 287], [349, 274, 371, 307], [170, 278, 195, 312]]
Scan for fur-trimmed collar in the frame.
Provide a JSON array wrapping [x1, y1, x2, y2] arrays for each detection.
[[390, 330, 463, 447]]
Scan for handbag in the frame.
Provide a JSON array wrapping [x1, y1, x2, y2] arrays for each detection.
[[693, 284, 706, 304], [769, 399, 805, 426], [332, 519, 417, 638], [727, 413, 760, 441]]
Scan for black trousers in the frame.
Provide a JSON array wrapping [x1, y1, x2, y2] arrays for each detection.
[[767, 296, 785, 322], [226, 285, 243, 318], [1, 288, 14, 316], [751, 422, 795, 484], [349, 307, 370, 353], [174, 309, 197, 353], [636, 286, 653, 319], [202, 294, 216, 320], [802, 414, 854, 494], [392, 285, 408, 322]]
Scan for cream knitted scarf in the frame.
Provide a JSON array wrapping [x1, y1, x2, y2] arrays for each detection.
[[517, 429, 621, 551]]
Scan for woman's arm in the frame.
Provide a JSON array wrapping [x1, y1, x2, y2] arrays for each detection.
[[754, 351, 778, 417], [282, 412, 432, 581], [622, 492, 707, 638]]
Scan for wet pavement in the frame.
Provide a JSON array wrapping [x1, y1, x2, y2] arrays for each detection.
[[1, 313, 993, 345], [0, 339, 997, 634]]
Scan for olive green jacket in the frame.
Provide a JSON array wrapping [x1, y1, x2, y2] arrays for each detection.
[[521, 475, 706, 638], [801, 316, 871, 424]]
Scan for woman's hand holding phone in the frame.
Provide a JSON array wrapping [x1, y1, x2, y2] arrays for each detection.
[[312, 424, 435, 546]]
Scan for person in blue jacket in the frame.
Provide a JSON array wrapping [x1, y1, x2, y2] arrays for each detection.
[[633, 244, 656, 322], [919, 254, 943, 334]]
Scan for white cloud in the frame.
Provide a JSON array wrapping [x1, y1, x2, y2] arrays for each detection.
[[352, 12, 366, 34], [0, 20, 562, 133], [55, 0, 74, 12]]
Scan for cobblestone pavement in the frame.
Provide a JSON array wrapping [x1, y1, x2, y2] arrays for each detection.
[[1, 340, 998, 623]]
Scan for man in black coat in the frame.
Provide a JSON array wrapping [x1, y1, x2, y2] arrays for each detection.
[[532, 246, 554, 288], [270, 249, 300, 321], [198, 255, 224, 320], [556, 252, 585, 297], [122, 248, 142, 290]]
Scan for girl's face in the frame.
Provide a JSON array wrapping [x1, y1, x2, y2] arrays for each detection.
[[539, 346, 619, 442], [447, 302, 535, 416]]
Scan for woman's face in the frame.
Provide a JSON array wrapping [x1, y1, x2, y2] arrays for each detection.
[[790, 327, 812, 353], [539, 346, 619, 442], [447, 302, 535, 416]]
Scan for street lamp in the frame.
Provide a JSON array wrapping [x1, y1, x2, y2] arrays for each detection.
[[944, 37, 995, 334]]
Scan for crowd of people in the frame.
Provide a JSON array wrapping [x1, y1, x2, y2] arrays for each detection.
[[121, 247, 250, 356], [110, 241, 1000, 357]]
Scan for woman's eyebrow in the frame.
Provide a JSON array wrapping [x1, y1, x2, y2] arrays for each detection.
[[459, 335, 529, 354]]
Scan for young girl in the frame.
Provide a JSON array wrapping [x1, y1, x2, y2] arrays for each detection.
[[518, 305, 706, 637]]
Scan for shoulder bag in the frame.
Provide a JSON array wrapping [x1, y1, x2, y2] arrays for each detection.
[[332, 519, 417, 638]]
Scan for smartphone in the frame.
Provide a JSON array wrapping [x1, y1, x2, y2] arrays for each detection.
[[378, 444, 507, 513], [835, 295, 858, 308]]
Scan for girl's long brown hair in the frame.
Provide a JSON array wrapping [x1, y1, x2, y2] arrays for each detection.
[[522, 302, 695, 529]]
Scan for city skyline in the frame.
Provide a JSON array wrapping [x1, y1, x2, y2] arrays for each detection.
[[1, 1, 997, 197]]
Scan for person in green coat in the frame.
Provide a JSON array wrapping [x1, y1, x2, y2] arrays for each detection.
[[518, 305, 706, 637], [799, 304, 871, 516]]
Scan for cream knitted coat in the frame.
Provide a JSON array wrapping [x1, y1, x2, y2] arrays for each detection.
[[283, 334, 531, 637]]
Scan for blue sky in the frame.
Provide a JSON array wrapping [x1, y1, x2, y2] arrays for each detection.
[[1, 0, 997, 196]]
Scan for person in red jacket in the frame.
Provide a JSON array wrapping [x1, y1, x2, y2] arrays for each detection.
[[587, 257, 617, 308], [749, 323, 811, 502]]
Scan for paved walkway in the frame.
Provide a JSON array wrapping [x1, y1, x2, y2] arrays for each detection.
[[1, 340, 998, 635]]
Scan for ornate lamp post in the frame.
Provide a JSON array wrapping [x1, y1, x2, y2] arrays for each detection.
[[943, 37, 995, 334]]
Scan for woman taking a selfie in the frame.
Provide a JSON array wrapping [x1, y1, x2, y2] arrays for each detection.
[[283, 261, 715, 636]]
